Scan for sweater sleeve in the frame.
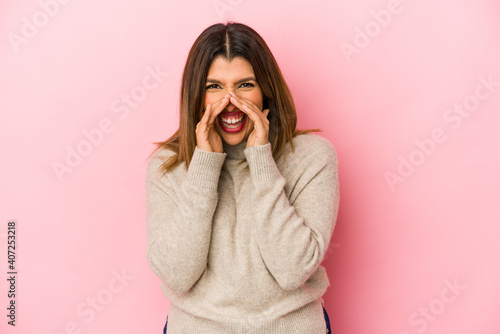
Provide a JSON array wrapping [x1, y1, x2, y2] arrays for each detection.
[[243, 139, 339, 291], [145, 147, 226, 293]]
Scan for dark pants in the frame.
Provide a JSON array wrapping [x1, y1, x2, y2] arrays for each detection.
[[163, 306, 332, 333]]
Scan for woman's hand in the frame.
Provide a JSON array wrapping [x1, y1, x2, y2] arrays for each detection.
[[229, 92, 270, 148], [196, 94, 230, 153]]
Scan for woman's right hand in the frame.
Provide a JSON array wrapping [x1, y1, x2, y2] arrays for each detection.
[[195, 93, 230, 153]]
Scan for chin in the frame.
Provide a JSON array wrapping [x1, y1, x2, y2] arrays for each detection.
[[219, 125, 251, 146], [222, 134, 245, 146]]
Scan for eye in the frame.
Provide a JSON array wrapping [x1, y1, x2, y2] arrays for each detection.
[[206, 84, 221, 90], [239, 82, 254, 88]]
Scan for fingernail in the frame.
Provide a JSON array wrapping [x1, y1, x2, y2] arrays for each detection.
[[230, 92, 236, 97]]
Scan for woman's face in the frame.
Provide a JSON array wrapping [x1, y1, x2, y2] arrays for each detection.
[[204, 56, 264, 146]]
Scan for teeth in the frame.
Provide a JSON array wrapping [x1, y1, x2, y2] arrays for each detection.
[[221, 115, 244, 124]]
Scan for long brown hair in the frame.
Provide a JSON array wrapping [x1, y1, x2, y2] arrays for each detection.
[[150, 22, 321, 176]]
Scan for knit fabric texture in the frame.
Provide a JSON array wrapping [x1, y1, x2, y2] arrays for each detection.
[[146, 133, 340, 333]]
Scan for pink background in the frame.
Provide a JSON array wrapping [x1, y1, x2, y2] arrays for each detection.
[[1, 0, 499, 333]]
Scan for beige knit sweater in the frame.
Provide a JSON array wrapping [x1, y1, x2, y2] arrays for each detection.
[[146, 133, 339, 333]]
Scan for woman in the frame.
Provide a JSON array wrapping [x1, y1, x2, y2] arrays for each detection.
[[146, 21, 339, 333]]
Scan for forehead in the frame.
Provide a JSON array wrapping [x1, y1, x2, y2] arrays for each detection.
[[207, 56, 255, 80]]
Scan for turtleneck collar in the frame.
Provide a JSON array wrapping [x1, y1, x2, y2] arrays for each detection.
[[222, 139, 248, 160]]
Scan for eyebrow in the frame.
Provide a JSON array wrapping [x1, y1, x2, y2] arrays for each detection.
[[206, 76, 257, 85]]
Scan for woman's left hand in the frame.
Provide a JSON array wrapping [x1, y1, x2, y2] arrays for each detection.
[[229, 92, 270, 148]]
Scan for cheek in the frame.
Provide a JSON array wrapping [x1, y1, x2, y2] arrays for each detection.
[[206, 91, 226, 102], [204, 97, 213, 106], [244, 91, 263, 109], [204, 93, 222, 105], [245, 115, 254, 129]]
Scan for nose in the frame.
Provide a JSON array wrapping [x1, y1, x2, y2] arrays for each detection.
[[225, 103, 237, 112], [223, 92, 238, 112]]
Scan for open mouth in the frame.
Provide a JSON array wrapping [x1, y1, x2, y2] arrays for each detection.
[[217, 113, 247, 132]]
